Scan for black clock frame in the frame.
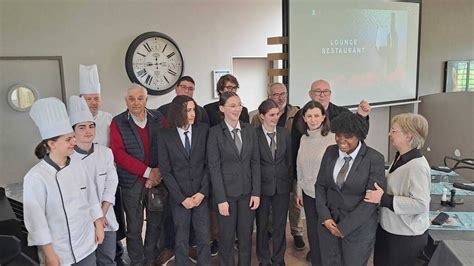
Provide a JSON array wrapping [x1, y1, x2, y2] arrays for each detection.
[[125, 31, 184, 96]]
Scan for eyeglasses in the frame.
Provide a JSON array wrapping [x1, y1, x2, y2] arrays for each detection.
[[224, 104, 243, 109], [310, 89, 331, 96], [178, 85, 195, 91], [271, 92, 287, 98], [224, 85, 239, 91], [389, 128, 404, 134]]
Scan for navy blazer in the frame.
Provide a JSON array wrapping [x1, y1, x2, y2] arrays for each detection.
[[207, 121, 261, 204], [315, 142, 386, 237], [256, 126, 293, 196], [157, 122, 210, 205]]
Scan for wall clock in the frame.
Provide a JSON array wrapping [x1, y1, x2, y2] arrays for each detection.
[[125, 31, 184, 95]]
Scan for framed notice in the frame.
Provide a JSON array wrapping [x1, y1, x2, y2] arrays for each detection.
[[212, 70, 230, 99]]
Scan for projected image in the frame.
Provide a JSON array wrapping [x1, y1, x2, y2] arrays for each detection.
[[290, 1, 419, 107]]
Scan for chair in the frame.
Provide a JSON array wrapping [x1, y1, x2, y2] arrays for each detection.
[[444, 156, 474, 171]]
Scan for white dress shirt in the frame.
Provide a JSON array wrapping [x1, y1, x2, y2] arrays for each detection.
[[177, 126, 193, 148], [224, 120, 242, 140], [261, 125, 277, 147], [332, 141, 362, 183]]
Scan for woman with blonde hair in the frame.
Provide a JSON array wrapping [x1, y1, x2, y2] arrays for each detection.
[[365, 113, 430, 266]]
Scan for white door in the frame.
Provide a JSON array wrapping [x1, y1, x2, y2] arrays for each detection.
[[232, 57, 269, 120]]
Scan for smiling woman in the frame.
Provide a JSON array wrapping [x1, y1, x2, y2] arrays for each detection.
[[315, 111, 386, 266], [207, 91, 261, 266], [294, 100, 335, 264]]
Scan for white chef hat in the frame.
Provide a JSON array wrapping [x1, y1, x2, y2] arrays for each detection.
[[68, 95, 94, 126], [29, 97, 73, 140], [79, 64, 101, 94]]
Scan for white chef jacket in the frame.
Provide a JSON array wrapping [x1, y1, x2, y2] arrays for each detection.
[[72, 144, 119, 231], [23, 155, 102, 265], [93, 110, 113, 147]]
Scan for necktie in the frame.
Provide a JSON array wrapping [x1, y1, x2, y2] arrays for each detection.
[[184, 131, 191, 157], [267, 132, 276, 159], [336, 156, 352, 188], [232, 128, 242, 154]]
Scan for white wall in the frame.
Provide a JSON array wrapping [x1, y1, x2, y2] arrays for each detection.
[[0, 0, 282, 115]]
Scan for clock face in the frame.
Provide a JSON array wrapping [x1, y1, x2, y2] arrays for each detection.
[[125, 32, 184, 95]]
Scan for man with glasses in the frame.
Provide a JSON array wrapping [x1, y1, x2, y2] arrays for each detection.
[[251, 82, 306, 250], [204, 74, 250, 127], [290, 79, 371, 262], [158, 76, 209, 125]]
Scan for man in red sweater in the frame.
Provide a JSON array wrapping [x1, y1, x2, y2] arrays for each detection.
[[109, 84, 166, 266]]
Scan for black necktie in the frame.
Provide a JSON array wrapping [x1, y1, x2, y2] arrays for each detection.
[[336, 156, 352, 188], [184, 131, 191, 157], [232, 128, 242, 154], [267, 132, 276, 159]]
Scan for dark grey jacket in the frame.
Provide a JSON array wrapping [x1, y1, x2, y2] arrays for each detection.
[[157, 122, 210, 205], [207, 121, 260, 204], [256, 126, 293, 196], [315, 142, 386, 237]]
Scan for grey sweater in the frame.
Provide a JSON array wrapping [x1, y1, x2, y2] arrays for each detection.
[[296, 128, 335, 198], [380, 156, 431, 236]]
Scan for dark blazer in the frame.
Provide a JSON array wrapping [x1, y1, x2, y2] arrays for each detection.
[[158, 102, 210, 125], [207, 121, 260, 204], [203, 101, 250, 127], [315, 142, 386, 237], [256, 126, 293, 196], [157, 122, 210, 205]]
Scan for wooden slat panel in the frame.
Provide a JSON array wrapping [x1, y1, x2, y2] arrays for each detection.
[[268, 68, 289, 76], [267, 53, 288, 60], [267, 36, 289, 45]]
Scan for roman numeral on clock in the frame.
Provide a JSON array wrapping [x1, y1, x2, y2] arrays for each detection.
[[163, 76, 169, 83], [167, 52, 175, 59], [162, 44, 168, 53], [145, 75, 153, 85], [137, 52, 146, 57], [136, 69, 147, 78], [168, 69, 177, 76], [143, 42, 152, 52]]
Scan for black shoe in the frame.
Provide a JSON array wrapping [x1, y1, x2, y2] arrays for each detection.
[[293, 235, 305, 250], [210, 240, 219, 257], [306, 251, 311, 262], [234, 239, 239, 251]]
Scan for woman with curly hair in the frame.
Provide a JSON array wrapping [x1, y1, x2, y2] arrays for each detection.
[[315, 111, 386, 266]]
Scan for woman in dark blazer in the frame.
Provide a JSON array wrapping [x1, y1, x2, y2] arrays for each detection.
[[315, 112, 386, 266], [255, 99, 293, 266], [157, 95, 211, 265], [207, 91, 260, 266]]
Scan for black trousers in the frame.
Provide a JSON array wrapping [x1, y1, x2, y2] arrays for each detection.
[[172, 200, 211, 266], [217, 195, 255, 266], [302, 192, 322, 266], [374, 225, 428, 266], [121, 181, 165, 264], [256, 193, 289, 266], [317, 211, 376, 266]]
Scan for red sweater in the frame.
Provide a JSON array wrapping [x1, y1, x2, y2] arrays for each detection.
[[109, 120, 150, 183]]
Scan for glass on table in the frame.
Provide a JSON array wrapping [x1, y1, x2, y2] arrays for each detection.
[[440, 175, 450, 186]]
